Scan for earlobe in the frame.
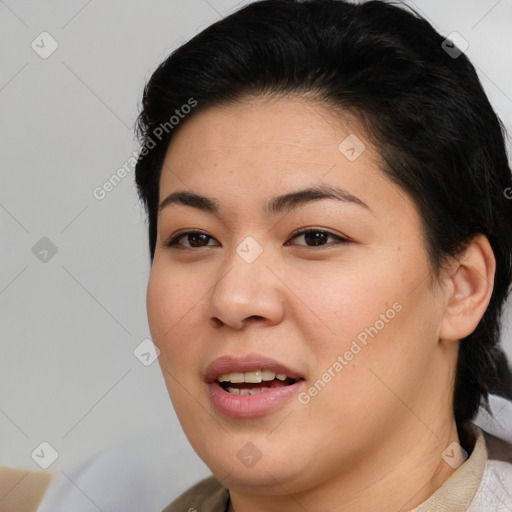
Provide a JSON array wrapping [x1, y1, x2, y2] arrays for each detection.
[[439, 235, 495, 342]]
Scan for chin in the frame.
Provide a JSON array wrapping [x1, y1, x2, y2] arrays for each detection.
[[197, 441, 310, 493]]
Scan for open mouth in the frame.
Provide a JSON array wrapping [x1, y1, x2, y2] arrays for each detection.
[[217, 370, 298, 395], [206, 357, 305, 417]]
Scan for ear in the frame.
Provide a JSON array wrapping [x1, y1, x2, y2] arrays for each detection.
[[439, 235, 496, 342]]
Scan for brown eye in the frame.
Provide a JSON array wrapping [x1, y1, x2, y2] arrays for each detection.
[[289, 229, 349, 247], [303, 231, 329, 246], [166, 231, 219, 248]]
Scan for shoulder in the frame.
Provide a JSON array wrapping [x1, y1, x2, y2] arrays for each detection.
[[467, 460, 512, 511], [0, 466, 52, 510], [482, 429, 512, 464], [162, 476, 229, 512]]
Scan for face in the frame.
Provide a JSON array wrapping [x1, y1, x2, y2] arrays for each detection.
[[147, 97, 454, 494]]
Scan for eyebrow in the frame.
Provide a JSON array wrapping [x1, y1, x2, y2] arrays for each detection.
[[159, 184, 370, 216]]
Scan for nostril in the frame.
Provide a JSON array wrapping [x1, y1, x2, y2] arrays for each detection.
[[208, 315, 264, 330], [247, 315, 265, 322], [209, 317, 224, 328]]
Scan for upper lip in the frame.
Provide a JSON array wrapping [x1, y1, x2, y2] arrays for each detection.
[[204, 354, 304, 383]]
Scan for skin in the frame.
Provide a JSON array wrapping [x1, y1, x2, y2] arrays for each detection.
[[147, 96, 495, 512]]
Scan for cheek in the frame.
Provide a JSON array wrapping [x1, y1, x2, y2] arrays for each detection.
[[285, 259, 405, 355], [147, 267, 207, 420], [147, 265, 202, 367], [286, 246, 436, 393], [309, 276, 438, 412]]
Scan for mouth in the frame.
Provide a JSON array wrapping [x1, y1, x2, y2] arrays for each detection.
[[204, 354, 305, 418], [217, 369, 298, 395]]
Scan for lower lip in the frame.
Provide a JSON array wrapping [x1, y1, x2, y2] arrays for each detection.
[[207, 381, 304, 418]]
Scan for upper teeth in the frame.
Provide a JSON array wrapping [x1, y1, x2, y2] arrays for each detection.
[[217, 370, 288, 383]]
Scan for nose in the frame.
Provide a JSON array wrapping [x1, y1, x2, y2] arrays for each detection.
[[208, 248, 285, 330]]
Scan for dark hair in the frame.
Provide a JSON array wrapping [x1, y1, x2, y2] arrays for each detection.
[[135, 0, 512, 429]]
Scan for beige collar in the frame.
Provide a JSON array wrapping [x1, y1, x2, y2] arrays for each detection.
[[411, 424, 487, 511]]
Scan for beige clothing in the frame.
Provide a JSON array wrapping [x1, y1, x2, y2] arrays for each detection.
[[163, 424, 512, 512], [0, 467, 52, 512]]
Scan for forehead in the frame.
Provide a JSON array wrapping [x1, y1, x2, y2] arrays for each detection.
[[166, 96, 365, 152], [159, 96, 383, 197]]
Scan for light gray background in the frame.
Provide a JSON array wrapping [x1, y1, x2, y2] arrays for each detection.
[[1, 0, 511, 489]]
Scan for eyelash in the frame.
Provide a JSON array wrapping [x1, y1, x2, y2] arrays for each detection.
[[165, 228, 351, 249]]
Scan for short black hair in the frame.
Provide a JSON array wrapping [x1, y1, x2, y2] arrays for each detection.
[[135, 0, 512, 429]]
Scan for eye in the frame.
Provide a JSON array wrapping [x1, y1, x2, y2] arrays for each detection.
[[287, 228, 350, 247], [165, 231, 220, 249]]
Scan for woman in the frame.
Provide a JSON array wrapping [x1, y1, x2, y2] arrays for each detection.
[[135, 1, 512, 510]]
